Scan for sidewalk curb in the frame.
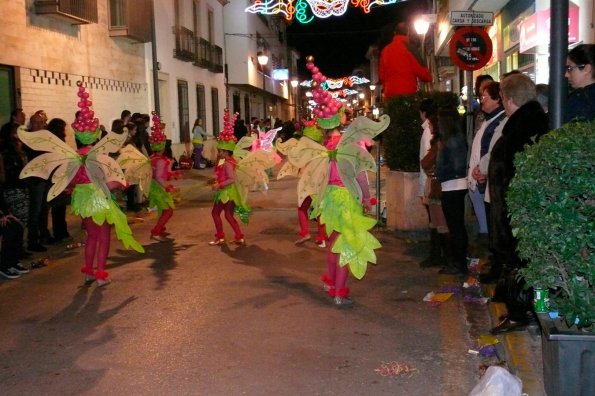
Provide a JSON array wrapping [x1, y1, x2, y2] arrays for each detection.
[[484, 284, 546, 395]]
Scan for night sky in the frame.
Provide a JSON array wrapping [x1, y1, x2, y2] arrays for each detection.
[[286, 1, 428, 79]]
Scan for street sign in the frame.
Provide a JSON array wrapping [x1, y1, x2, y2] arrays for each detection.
[[449, 27, 493, 71], [450, 11, 494, 26]]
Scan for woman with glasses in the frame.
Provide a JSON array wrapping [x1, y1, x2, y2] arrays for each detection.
[[564, 44, 595, 123]]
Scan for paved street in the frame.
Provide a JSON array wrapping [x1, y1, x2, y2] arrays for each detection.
[[0, 169, 497, 395]]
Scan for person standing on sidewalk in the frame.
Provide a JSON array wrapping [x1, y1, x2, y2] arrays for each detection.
[[191, 118, 207, 169], [435, 106, 469, 277], [488, 73, 549, 334], [378, 18, 432, 102]]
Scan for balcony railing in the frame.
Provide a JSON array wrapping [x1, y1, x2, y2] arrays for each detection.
[[195, 37, 212, 69], [173, 26, 195, 62], [209, 45, 223, 74], [35, 0, 98, 24]]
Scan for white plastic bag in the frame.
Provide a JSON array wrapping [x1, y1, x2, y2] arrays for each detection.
[[468, 366, 523, 396]]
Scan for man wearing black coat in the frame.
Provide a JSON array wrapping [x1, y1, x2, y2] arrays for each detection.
[[488, 73, 550, 334]]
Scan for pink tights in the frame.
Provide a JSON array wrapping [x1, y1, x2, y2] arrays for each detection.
[[212, 201, 243, 240], [81, 218, 111, 280], [298, 196, 327, 242], [322, 231, 349, 296], [151, 208, 173, 235]]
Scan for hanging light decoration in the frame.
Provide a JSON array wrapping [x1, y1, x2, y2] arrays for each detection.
[[245, 0, 404, 24]]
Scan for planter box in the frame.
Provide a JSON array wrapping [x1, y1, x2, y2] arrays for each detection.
[[385, 170, 427, 231], [538, 313, 595, 396]]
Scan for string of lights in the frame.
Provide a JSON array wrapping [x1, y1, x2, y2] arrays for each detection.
[[245, 0, 405, 24]]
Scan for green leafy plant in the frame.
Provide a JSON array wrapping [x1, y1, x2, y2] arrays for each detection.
[[508, 121, 595, 328], [382, 92, 459, 171]]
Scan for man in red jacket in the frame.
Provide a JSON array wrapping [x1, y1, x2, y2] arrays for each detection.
[[379, 21, 432, 102]]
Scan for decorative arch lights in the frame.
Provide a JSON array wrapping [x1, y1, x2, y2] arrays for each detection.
[[245, 0, 404, 24], [300, 75, 370, 89]]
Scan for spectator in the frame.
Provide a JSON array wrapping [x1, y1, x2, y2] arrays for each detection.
[[417, 98, 442, 267], [0, 124, 29, 261], [535, 83, 549, 113], [435, 106, 469, 276], [468, 81, 506, 243], [46, 118, 70, 242], [121, 109, 131, 125], [378, 19, 432, 102], [564, 44, 595, 123], [0, 108, 26, 142], [419, 100, 449, 268], [25, 112, 52, 251], [192, 118, 207, 169], [233, 119, 248, 141], [488, 73, 549, 335], [134, 114, 152, 157]]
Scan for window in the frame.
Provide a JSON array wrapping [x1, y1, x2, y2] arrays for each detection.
[[177, 80, 190, 142], [193, 0, 200, 37], [244, 95, 250, 122], [211, 87, 219, 136], [232, 92, 240, 115], [196, 84, 206, 131], [0, 66, 16, 127], [207, 8, 214, 43], [109, 0, 126, 27]]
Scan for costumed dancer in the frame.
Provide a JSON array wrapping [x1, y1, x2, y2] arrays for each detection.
[[209, 110, 250, 246], [148, 112, 177, 242], [290, 57, 390, 306], [19, 82, 144, 286], [277, 120, 327, 247]]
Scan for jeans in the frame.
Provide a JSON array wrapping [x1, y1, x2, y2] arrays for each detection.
[[193, 144, 203, 168], [468, 187, 488, 234]]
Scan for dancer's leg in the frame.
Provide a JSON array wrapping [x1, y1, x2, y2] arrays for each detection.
[[297, 197, 311, 237], [223, 201, 243, 240], [211, 202, 225, 239], [152, 209, 174, 235], [82, 218, 99, 276], [95, 223, 111, 280]]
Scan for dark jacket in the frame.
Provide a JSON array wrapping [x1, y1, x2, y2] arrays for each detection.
[[436, 134, 467, 184], [565, 82, 595, 124], [488, 101, 549, 265]]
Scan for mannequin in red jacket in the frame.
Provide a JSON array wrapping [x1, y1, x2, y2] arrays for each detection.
[[379, 21, 432, 102]]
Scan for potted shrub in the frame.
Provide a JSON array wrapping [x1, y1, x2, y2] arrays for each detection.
[[508, 120, 594, 396], [382, 92, 458, 231]]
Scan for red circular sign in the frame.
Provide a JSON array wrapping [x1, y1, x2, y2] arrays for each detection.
[[449, 27, 493, 71]]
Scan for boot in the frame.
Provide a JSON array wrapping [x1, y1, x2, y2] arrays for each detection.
[[420, 229, 441, 268], [334, 287, 353, 307]]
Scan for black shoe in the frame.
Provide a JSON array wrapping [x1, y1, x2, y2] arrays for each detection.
[[0, 267, 21, 279], [10, 263, 30, 274], [490, 318, 527, 335], [28, 244, 47, 252]]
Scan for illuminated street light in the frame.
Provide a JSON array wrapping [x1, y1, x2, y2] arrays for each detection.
[[369, 84, 376, 92], [257, 51, 269, 66], [358, 92, 365, 100], [413, 14, 436, 35], [290, 79, 299, 88], [305, 91, 313, 97]]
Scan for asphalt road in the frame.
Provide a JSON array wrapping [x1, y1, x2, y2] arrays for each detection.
[[0, 170, 496, 395]]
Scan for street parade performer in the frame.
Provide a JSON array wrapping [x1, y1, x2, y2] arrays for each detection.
[[147, 112, 177, 242], [289, 56, 390, 306], [18, 81, 144, 286], [209, 110, 276, 246], [276, 119, 328, 248]]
